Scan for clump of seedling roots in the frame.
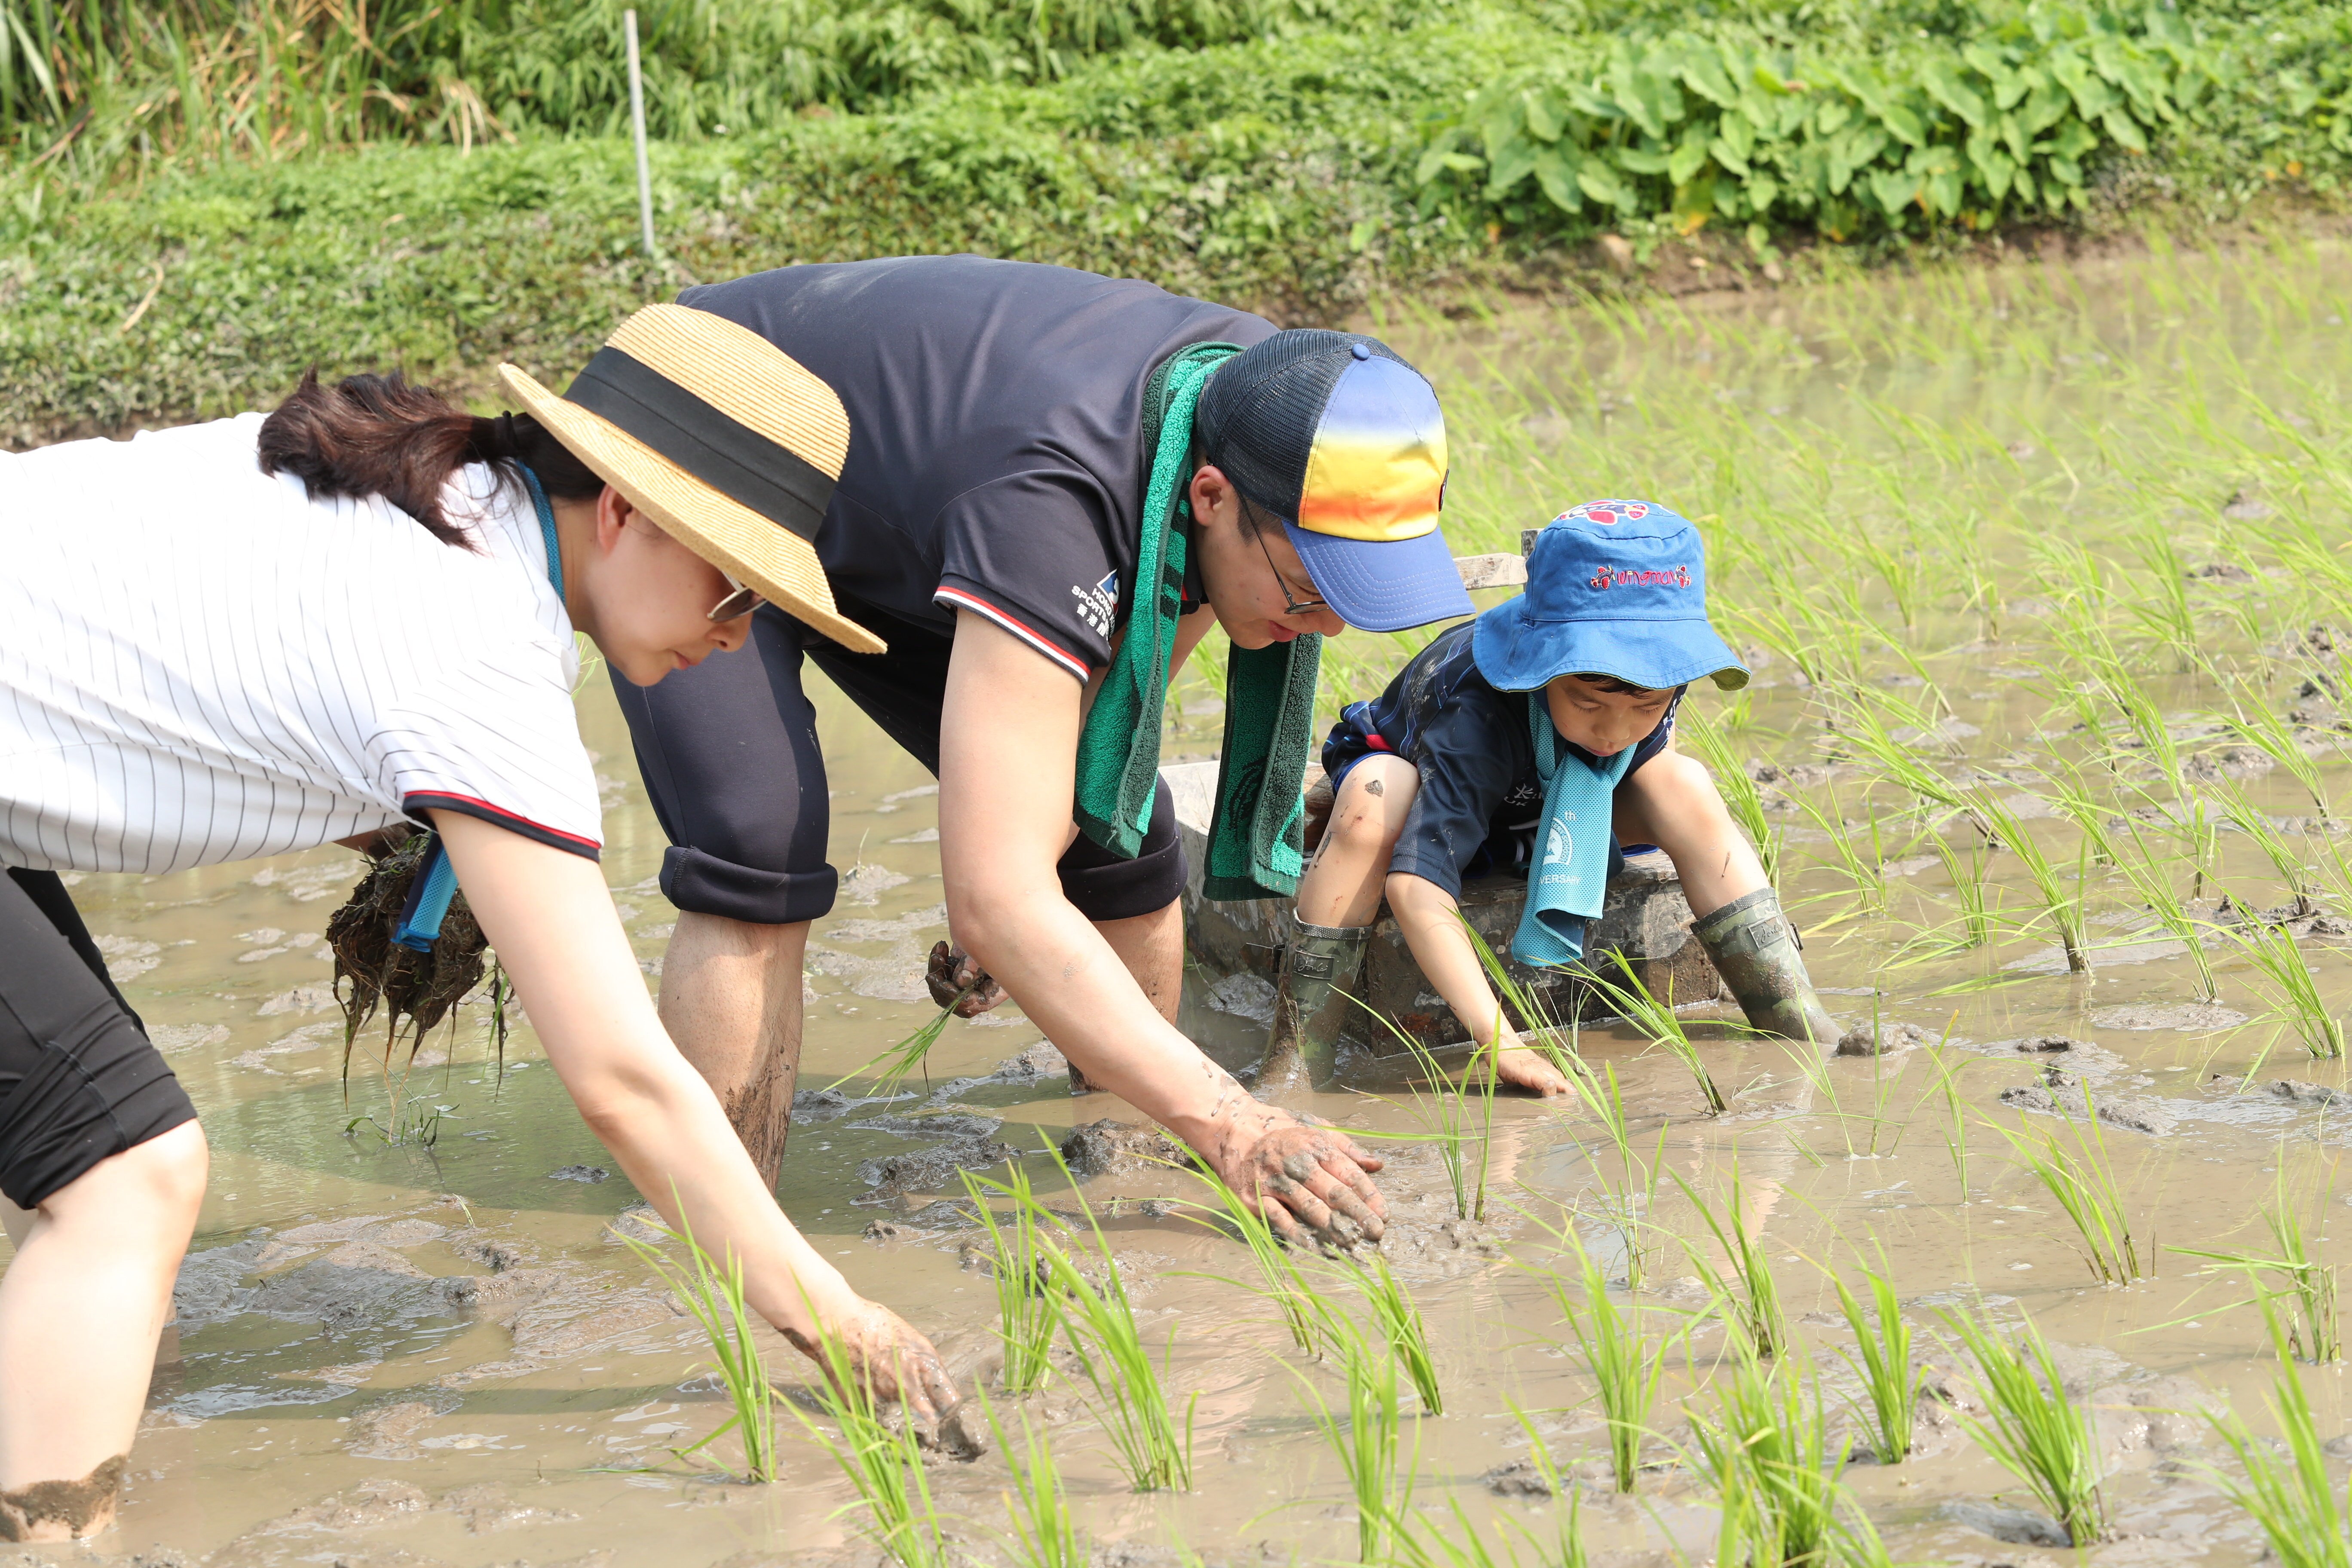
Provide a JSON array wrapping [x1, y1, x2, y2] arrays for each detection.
[[326, 824, 508, 1078]]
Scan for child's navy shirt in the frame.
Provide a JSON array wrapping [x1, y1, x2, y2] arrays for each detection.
[[1320, 622, 1681, 898]]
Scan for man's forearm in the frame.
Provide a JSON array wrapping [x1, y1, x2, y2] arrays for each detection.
[[1386, 873, 1514, 1047], [954, 879, 1243, 1143]]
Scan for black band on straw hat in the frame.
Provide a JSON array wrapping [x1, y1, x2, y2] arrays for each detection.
[[562, 347, 835, 543]]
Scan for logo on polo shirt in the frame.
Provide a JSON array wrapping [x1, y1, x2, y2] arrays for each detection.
[[1073, 570, 1118, 639], [1588, 564, 1692, 590]]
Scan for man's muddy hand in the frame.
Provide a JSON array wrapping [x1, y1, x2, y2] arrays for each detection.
[[1214, 1114, 1387, 1250], [785, 1298, 961, 1421], [927, 942, 1008, 1017]]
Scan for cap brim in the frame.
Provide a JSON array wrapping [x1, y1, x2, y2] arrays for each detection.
[[1471, 599, 1750, 693], [497, 363, 886, 656], [1284, 521, 1474, 634]]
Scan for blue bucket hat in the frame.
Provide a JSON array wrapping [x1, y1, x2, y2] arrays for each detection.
[[1471, 499, 1749, 693]]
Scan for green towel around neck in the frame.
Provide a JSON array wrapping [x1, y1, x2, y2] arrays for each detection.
[[1072, 342, 1323, 903]]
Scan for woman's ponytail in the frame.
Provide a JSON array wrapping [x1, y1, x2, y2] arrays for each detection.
[[258, 369, 603, 546]]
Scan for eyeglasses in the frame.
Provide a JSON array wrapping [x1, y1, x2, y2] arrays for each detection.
[[707, 574, 764, 622], [1256, 526, 1327, 617]]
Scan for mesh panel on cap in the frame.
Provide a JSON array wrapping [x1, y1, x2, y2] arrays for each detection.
[[1195, 329, 1409, 518]]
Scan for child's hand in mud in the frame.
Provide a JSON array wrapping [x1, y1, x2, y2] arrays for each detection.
[[1213, 1113, 1387, 1250], [1490, 1044, 1576, 1099], [786, 1299, 962, 1421], [926, 941, 1008, 1016]]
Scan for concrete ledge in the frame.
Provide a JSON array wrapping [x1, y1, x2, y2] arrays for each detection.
[[1165, 760, 1721, 1054]]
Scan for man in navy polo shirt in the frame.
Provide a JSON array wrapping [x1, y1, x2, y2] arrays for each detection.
[[612, 257, 1476, 1246]]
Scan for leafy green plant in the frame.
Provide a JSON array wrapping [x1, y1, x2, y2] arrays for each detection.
[[961, 1160, 1064, 1393], [1830, 1259, 1915, 1464], [617, 1208, 781, 1482], [1972, 790, 2093, 974], [1670, 1162, 1787, 1359], [2172, 1160, 2341, 1363], [1542, 1237, 1671, 1492], [1179, 1166, 1338, 1360], [985, 1396, 1087, 1568], [1939, 1308, 2107, 1547], [1348, 1251, 1442, 1416], [1682, 705, 1784, 887], [2224, 915, 2346, 1062], [1028, 1147, 1196, 1492], [1687, 1338, 1844, 1567], [2202, 1299, 2352, 1568], [793, 1320, 944, 1565], [827, 988, 968, 1096], [1294, 1311, 1410, 1562], [1990, 1088, 2146, 1284], [1574, 949, 1725, 1113]]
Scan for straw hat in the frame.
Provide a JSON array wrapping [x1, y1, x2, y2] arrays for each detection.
[[498, 303, 885, 654]]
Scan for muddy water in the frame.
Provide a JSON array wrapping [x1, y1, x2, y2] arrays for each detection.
[[17, 243, 2352, 1566]]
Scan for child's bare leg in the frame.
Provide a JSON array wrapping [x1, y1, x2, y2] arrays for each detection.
[[1615, 747, 1837, 1046], [1261, 757, 1418, 1091], [1295, 756, 1419, 926], [1611, 749, 1767, 918]]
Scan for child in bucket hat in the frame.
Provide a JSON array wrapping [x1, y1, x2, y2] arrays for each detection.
[[1257, 498, 1840, 1096]]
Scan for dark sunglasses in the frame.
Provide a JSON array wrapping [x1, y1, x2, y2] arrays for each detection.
[[707, 574, 764, 622]]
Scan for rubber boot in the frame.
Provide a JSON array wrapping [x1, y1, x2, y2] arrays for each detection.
[[1691, 887, 1841, 1048], [1255, 915, 1372, 1095]]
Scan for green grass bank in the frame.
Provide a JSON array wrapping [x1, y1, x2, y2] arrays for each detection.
[[3, 0, 2349, 442]]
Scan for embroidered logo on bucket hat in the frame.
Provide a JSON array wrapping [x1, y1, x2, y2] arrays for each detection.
[[1193, 330, 1472, 633], [1472, 498, 1749, 693]]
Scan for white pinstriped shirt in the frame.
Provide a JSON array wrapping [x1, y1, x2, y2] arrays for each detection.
[[0, 415, 603, 873]]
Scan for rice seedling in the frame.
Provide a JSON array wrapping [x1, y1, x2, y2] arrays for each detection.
[[1669, 1163, 1787, 1359], [1988, 1089, 2147, 1284], [983, 1396, 1087, 1568], [1970, 790, 2094, 974], [1292, 1312, 1409, 1562], [1461, 914, 1590, 1087], [1795, 789, 1892, 918], [1938, 1308, 2107, 1547], [2202, 1298, 2352, 1568], [1685, 1338, 1843, 1567], [1390, 1029, 1498, 1222], [825, 986, 969, 1095], [1931, 831, 1998, 952], [2223, 697, 2332, 818], [1829, 1258, 1916, 1465], [1575, 950, 1727, 1113], [2171, 1158, 2340, 1363], [2211, 780, 2324, 920], [1920, 1045, 1978, 1199], [1501, 1403, 1589, 1568], [1176, 1166, 1339, 1360], [1537, 1235, 1670, 1493], [616, 1207, 781, 1482], [2111, 818, 2221, 1001], [2223, 915, 2347, 1062], [959, 1160, 1064, 1393], [1026, 1145, 1196, 1492], [793, 1319, 945, 1565], [1347, 1251, 1442, 1416]]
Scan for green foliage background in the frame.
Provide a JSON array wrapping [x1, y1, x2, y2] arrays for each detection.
[[2, 0, 2348, 440]]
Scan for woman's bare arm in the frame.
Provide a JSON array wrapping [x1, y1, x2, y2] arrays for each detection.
[[430, 809, 960, 1415]]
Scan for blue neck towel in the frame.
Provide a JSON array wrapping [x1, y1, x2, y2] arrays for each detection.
[[1508, 692, 1635, 968], [392, 465, 563, 952]]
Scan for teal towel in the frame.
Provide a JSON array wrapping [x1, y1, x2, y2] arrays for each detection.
[[1509, 693, 1635, 966], [1072, 343, 1323, 902]]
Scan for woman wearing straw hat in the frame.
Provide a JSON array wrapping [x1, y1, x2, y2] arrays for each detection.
[[0, 305, 952, 1540]]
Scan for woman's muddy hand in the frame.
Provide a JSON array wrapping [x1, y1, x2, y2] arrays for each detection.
[[1215, 1114, 1387, 1250], [785, 1298, 961, 1421], [927, 941, 1008, 1017]]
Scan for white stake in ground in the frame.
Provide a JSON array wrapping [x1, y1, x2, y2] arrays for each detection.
[[624, 9, 655, 259]]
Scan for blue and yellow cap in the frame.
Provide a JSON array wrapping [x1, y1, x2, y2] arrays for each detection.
[[1194, 331, 1472, 632]]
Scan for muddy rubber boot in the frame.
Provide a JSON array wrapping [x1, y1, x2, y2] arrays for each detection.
[[1691, 887, 1841, 1048], [1255, 916, 1372, 1095]]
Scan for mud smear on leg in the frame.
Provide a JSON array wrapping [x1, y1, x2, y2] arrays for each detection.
[[0, 1453, 126, 1542]]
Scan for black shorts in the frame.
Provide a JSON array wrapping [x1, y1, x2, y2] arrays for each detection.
[[0, 869, 198, 1209], [611, 603, 1186, 927]]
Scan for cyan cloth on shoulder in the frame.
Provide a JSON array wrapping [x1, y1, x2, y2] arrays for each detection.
[[1509, 690, 1634, 967], [1072, 344, 1322, 902]]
